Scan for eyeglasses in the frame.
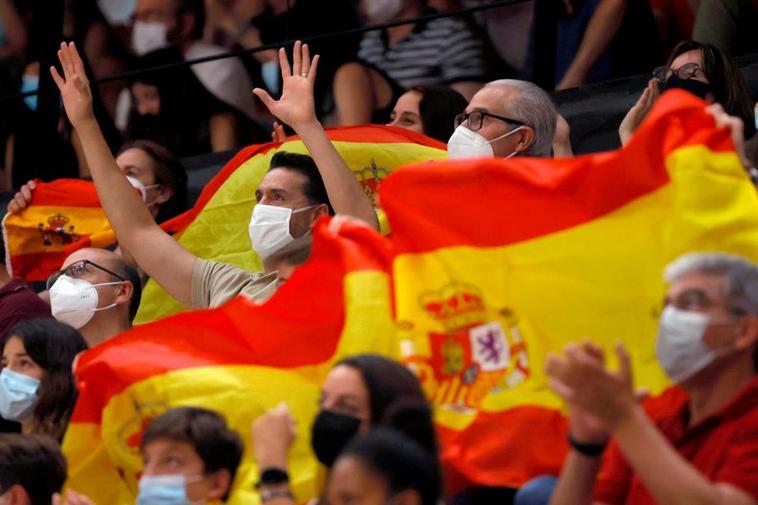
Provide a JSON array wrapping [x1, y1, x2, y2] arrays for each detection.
[[653, 63, 704, 84], [454, 111, 526, 132], [46, 259, 126, 290]]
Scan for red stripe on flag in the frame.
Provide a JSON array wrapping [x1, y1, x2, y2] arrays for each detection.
[[30, 179, 103, 208], [381, 92, 736, 254]]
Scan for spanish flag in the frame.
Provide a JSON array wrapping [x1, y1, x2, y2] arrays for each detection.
[[2, 179, 115, 282], [62, 217, 397, 504], [381, 91, 758, 491], [136, 125, 447, 323]]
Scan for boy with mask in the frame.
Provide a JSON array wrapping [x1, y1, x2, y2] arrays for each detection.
[[63, 407, 243, 504], [50, 40, 377, 311], [543, 252, 758, 505]]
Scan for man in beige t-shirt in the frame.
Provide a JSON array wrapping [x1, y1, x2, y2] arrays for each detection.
[[50, 41, 380, 312]]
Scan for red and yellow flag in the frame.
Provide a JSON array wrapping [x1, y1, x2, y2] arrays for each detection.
[[380, 91, 758, 491], [62, 217, 398, 504], [137, 125, 447, 323], [2, 179, 116, 282]]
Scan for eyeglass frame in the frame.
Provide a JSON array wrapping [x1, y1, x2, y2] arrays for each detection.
[[454, 110, 527, 132], [653, 62, 705, 84], [46, 259, 127, 290]]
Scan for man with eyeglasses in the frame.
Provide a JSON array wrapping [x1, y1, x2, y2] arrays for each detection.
[[46, 248, 142, 347], [448, 79, 559, 159], [518, 252, 758, 505]]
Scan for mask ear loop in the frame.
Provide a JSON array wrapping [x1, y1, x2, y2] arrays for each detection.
[[487, 126, 525, 158], [91, 280, 129, 312]]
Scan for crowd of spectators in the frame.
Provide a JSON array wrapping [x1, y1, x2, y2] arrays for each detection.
[[0, 0, 757, 504]]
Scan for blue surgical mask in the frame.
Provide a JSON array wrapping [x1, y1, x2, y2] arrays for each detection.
[[21, 75, 39, 111], [261, 61, 280, 94], [0, 368, 40, 422], [136, 475, 204, 505]]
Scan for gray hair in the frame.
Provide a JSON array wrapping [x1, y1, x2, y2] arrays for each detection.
[[486, 79, 557, 157], [664, 252, 758, 315]]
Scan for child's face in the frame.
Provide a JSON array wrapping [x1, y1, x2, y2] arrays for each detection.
[[141, 438, 222, 502]]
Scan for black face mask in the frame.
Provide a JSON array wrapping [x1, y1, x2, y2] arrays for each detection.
[[310, 410, 362, 467], [660, 75, 713, 100]]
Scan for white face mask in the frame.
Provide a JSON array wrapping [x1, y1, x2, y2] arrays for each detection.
[[132, 20, 169, 56], [365, 0, 403, 23], [447, 125, 523, 159], [248, 204, 318, 261], [126, 175, 161, 206], [655, 306, 726, 383], [49, 275, 123, 329]]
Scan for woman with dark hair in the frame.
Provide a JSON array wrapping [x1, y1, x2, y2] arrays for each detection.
[[251, 354, 437, 504], [0, 319, 88, 442], [388, 86, 469, 143], [328, 428, 443, 505], [116, 140, 188, 223], [619, 39, 756, 145]]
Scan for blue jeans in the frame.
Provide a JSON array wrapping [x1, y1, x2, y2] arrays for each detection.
[[514, 476, 559, 505]]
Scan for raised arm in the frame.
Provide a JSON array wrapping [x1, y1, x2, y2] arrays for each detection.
[[51, 42, 196, 307], [252, 41, 380, 230]]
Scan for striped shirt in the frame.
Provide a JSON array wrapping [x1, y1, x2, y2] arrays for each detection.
[[358, 13, 488, 90]]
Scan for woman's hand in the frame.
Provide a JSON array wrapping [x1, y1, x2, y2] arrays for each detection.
[[50, 42, 95, 130], [619, 78, 659, 146], [252, 40, 320, 131], [7, 179, 36, 213], [252, 402, 297, 470]]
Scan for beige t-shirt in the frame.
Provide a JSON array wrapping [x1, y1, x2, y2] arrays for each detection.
[[191, 259, 280, 309]]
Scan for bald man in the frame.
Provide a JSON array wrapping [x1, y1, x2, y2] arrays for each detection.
[[47, 248, 142, 347]]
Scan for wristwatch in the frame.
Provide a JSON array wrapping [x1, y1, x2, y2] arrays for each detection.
[[256, 468, 290, 488]]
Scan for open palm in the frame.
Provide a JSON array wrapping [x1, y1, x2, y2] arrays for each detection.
[[50, 41, 95, 129], [253, 40, 320, 129]]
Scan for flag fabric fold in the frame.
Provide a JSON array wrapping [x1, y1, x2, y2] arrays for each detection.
[[380, 91, 758, 490], [63, 217, 398, 504]]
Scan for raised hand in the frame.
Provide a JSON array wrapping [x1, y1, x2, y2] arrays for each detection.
[[49, 41, 95, 129], [619, 78, 659, 146], [252, 40, 320, 130]]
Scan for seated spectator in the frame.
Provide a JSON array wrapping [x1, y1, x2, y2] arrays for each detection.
[[1, 319, 87, 442], [0, 433, 67, 504], [129, 0, 264, 152], [448, 79, 558, 159], [66, 406, 243, 504], [46, 248, 142, 346], [387, 86, 468, 143], [0, 239, 52, 346], [251, 354, 437, 502], [327, 428, 442, 505], [357, 0, 487, 98], [333, 0, 488, 125], [117, 140, 188, 222], [620, 40, 756, 145], [51, 41, 377, 311], [538, 252, 758, 504]]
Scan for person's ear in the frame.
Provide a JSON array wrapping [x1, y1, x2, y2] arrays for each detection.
[[735, 315, 758, 351], [392, 489, 423, 505], [3, 484, 30, 505], [178, 12, 196, 40], [314, 203, 330, 220], [514, 126, 535, 154], [205, 469, 232, 501], [154, 185, 174, 206], [115, 280, 134, 306]]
